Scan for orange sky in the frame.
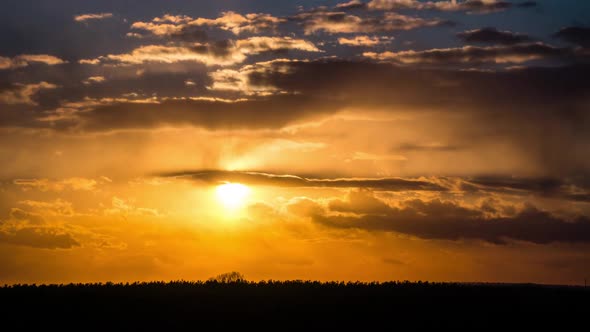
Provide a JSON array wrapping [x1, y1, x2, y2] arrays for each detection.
[[1, 0, 590, 285]]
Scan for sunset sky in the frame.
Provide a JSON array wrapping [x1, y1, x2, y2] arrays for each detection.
[[1, 0, 590, 285]]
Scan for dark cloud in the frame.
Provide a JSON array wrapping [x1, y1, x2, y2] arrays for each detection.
[[66, 95, 338, 132], [0, 54, 66, 71], [466, 176, 563, 193], [516, 1, 538, 8], [3, 59, 590, 181], [0, 82, 58, 105], [310, 191, 590, 244], [329, 189, 393, 214], [291, 10, 450, 34], [0, 227, 81, 249], [338, 0, 538, 14], [457, 27, 532, 45], [452, 0, 512, 13], [364, 43, 578, 66], [554, 26, 590, 47], [245, 60, 590, 119], [162, 170, 448, 191], [80, 37, 320, 67], [464, 176, 590, 203], [365, 0, 523, 14], [335, 1, 368, 10], [163, 170, 590, 203], [0, 209, 80, 249], [130, 12, 285, 37], [170, 26, 209, 43]]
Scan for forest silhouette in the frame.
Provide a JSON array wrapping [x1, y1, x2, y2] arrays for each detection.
[[1, 276, 588, 329]]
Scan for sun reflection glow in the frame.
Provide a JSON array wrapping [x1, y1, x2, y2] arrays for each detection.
[[216, 183, 251, 210]]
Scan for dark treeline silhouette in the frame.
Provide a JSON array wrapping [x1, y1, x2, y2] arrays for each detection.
[[1, 280, 588, 329]]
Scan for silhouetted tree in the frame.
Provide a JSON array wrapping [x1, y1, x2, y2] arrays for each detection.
[[208, 271, 245, 283]]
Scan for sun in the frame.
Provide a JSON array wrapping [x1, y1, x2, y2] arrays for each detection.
[[216, 183, 251, 210]]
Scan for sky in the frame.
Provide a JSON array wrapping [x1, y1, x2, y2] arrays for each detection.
[[1, 0, 590, 285]]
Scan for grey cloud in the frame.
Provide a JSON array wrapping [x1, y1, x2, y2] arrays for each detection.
[[363, 43, 578, 66], [0, 227, 81, 249], [292, 10, 450, 34], [464, 176, 590, 203], [162, 170, 448, 191], [131, 12, 284, 37], [161, 170, 590, 204], [80, 37, 320, 67], [0, 82, 58, 105], [0, 54, 66, 70], [66, 95, 338, 132], [3, 59, 590, 182], [0, 210, 80, 249], [74, 13, 114, 22], [311, 191, 590, 244], [457, 27, 532, 45], [516, 1, 538, 8], [365, 0, 535, 14], [329, 189, 393, 214], [335, 1, 368, 10], [555, 26, 590, 47]]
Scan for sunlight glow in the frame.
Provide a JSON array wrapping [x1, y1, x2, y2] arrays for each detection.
[[216, 183, 251, 210]]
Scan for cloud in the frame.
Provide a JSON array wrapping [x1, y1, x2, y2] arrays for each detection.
[[80, 42, 246, 67], [163, 170, 447, 191], [208, 59, 302, 95], [104, 197, 161, 218], [192, 11, 285, 35], [6, 58, 590, 183], [0, 211, 80, 249], [457, 27, 532, 45], [366, 0, 532, 14], [130, 15, 195, 37], [463, 176, 590, 203], [335, 1, 368, 10], [53, 95, 338, 131], [308, 190, 590, 244], [0, 54, 66, 70], [287, 197, 326, 217], [131, 11, 284, 37], [80, 37, 320, 67], [161, 169, 590, 203], [363, 43, 575, 65], [13, 178, 102, 192], [18, 199, 76, 217], [554, 26, 590, 47], [82, 76, 106, 85], [338, 35, 394, 47], [0, 227, 81, 249], [329, 189, 392, 214], [0, 82, 57, 105], [74, 13, 114, 22], [293, 11, 449, 34]]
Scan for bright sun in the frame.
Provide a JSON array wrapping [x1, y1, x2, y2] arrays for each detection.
[[216, 183, 251, 209]]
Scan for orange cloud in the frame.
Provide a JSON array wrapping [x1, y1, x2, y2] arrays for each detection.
[[131, 11, 285, 37], [338, 35, 393, 47], [0, 54, 66, 70], [363, 43, 572, 65], [0, 82, 58, 105], [74, 13, 114, 22], [295, 11, 447, 34], [80, 37, 320, 67]]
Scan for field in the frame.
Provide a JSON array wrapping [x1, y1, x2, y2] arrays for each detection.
[[1, 280, 588, 329]]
